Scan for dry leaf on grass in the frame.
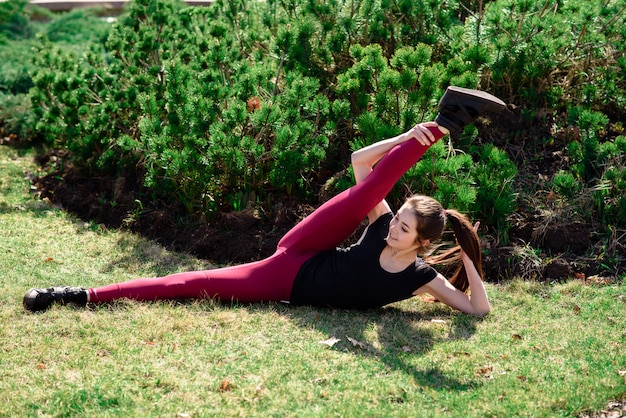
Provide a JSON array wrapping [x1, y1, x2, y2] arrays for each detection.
[[477, 366, 493, 379], [219, 379, 233, 392], [346, 336, 367, 349], [319, 337, 340, 348]]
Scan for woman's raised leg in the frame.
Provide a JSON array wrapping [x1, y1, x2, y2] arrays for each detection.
[[278, 125, 446, 254]]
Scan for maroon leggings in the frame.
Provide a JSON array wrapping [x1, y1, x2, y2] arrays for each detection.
[[89, 128, 444, 303]]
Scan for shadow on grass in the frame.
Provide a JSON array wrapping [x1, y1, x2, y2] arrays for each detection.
[[281, 303, 483, 392], [87, 296, 483, 391], [99, 235, 215, 278]]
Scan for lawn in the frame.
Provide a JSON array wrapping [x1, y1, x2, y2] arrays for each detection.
[[1, 144, 624, 417]]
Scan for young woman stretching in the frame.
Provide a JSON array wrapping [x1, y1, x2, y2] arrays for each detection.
[[23, 86, 506, 315]]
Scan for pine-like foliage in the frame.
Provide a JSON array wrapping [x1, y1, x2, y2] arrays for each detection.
[[21, 0, 626, 233]]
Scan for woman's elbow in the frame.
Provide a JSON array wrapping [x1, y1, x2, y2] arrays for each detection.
[[350, 151, 361, 166], [472, 304, 491, 316]]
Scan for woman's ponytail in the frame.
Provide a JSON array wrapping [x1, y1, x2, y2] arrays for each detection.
[[427, 209, 483, 293]]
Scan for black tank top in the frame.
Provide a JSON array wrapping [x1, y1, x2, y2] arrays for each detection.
[[289, 212, 438, 309]]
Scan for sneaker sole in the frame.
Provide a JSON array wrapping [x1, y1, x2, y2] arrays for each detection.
[[443, 86, 507, 114]]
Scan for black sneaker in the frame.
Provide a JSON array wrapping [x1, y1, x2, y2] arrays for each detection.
[[435, 86, 507, 138], [23, 286, 88, 312]]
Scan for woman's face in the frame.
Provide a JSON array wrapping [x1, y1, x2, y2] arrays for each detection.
[[386, 205, 421, 251]]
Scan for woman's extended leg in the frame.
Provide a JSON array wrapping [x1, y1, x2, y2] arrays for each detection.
[[89, 249, 303, 303]]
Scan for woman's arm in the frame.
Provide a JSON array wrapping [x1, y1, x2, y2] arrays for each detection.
[[418, 252, 490, 316], [351, 122, 443, 223]]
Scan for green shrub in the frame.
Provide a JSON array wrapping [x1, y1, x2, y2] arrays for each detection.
[[398, 141, 476, 214], [474, 0, 626, 116], [472, 143, 518, 235], [0, 39, 36, 95], [552, 171, 581, 199], [0, 0, 33, 40], [43, 8, 110, 45], [0, 93, 34, 140], [30, 0, 336, 215], [1, 6, 110, 139], [22, 0, 625, 237], [337, 43, 442, 132], [567, 107, 610, 182], [0, 0, 40, 98], [594, 136, 626, 225], [559, 106, 626, 226]]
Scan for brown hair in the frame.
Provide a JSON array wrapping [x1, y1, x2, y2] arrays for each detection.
[[403, 195, 483, 293]]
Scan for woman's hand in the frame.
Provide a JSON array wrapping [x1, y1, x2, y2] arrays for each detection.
[[406, 122, 442, 146], [352, 121, 443, 180]]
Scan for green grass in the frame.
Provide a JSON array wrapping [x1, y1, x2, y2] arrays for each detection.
[[0, 145, 624, 417]]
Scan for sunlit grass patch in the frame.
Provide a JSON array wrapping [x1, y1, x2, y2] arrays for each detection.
[[0, 145, 624, 417]]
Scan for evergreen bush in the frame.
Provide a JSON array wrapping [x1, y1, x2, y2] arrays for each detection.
[[552, 171, 580, 199], [404, 140, 477, 213], [0, 0, 41, 139], [478, 0, 626, 116], [10, 0, 625, 243], [472, 143, 518, 235], [0, 0, 33, 40], [594, 135, 626, 226]]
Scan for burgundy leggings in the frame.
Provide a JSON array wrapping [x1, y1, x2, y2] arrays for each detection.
[[90, 128, 444, 303]]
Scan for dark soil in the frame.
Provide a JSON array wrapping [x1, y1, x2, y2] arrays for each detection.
[[26, 111, 624, 281], [32, 151, 313, 264]]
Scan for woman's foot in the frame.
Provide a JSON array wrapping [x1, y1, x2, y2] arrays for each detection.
[[435, 86, 507, 138], [23, 286, 88, 312]]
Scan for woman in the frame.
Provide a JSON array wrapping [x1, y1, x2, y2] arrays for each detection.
[[23, 86, 506, 315]]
